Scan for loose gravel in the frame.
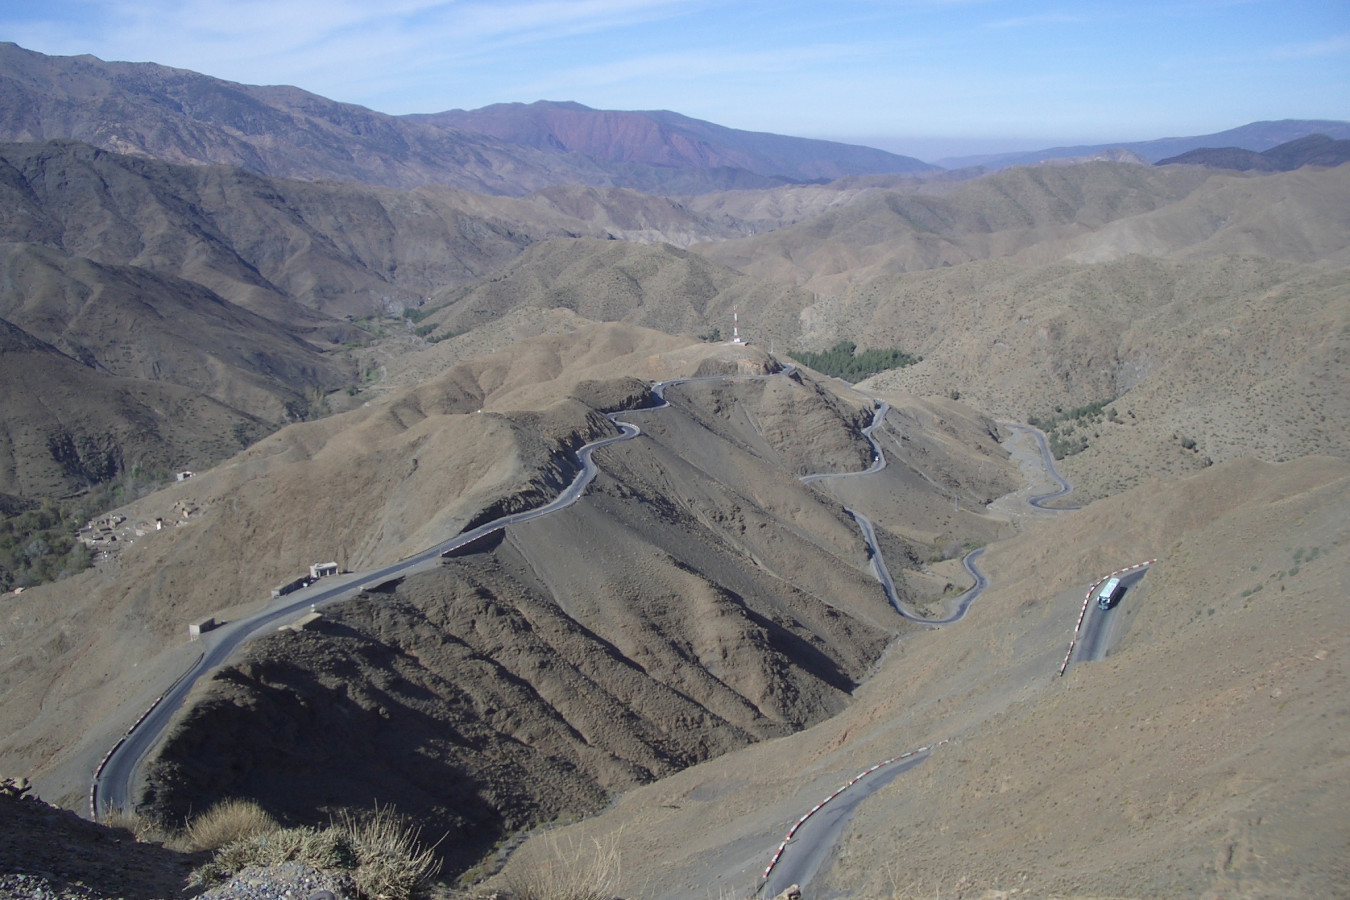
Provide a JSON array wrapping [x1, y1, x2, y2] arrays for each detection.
[[194, 864, 353, 900]]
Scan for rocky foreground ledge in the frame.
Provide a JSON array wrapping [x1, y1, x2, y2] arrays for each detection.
[[0, 779, 192, 899]]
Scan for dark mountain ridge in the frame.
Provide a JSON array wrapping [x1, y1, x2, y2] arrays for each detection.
[[939, 118, 1350, 170], [1156, 133, 1350, 171], [414, 100, 937, 181]]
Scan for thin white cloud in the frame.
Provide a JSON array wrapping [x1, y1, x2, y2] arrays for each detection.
[[6, 0, 708, 72], [441, 0, 703, 42], [986, 12, 1094, 29], [539, 40, 886, 92], [1267, 34, 1350, 60], [2, 0, 1346, 139]]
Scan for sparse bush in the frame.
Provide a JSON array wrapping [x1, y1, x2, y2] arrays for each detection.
[[189, 804, 439, 900], [1030, 397, 1116, 459], [183, 798, 280, 852], [505, 831, 622, 900], [0, 496, 99, 592]]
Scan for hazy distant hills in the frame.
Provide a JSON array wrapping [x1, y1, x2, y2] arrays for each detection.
[[1156, 133, 1350, 171], [6, 40, 1344, 195], [0, 135, 771, 497], [940, 118, 1350, 170], [0, 43, 557, 195], [416, 100, 937, 180], [0, 43, 931, 194]]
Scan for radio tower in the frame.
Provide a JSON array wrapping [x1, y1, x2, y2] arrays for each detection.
[[730, 306, 746, 345]]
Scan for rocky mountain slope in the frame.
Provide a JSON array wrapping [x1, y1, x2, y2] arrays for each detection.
[[1, 327, 1015, 882], [687, 163, 1350, 502], [1, 44, 1347, 900], [0, 138, 739, 499], [419, 237, 814, 344], [0, 317, 267, 499]]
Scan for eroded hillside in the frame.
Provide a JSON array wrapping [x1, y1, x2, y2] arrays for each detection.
[[494, 455, 1350, 899], [136, 354, 1016, 874], [1, 328, 1013, 862]]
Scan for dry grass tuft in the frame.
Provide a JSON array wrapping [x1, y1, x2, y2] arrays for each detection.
[[194, 826, 352, 882], [96, 807, 170, 844], [182, 797, 280, 852], [188, 804, 440, 900], [335, 805, 443, 900], [505, 830, 623, 900]]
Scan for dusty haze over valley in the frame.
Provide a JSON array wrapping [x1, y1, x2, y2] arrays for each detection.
[[0, 43, 1347, 900]]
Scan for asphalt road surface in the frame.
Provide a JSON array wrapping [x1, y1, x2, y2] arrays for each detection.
[[1074, 567, 1150, 663], [760, 421, 1064, 895], [761, 752, 930, 898], [1003, 423, 1078, 510], [800, 399, 889, 484]]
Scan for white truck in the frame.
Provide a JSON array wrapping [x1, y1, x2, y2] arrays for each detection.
[[1097, 576, 1124, 610]]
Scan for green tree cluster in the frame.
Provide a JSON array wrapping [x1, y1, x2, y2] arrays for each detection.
[[788, 341, 918, 381], [0, 499, 94, 591], [1028, 399, 1117, 460]]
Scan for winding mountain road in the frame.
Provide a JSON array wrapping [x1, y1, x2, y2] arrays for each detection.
[[1006, 423, 1078, 510], [91, 356, 1011, 900], [95, 417, 644, 814], [756, 414, 1076, 896], [761, 751, 931, 898], [94, 365, 816, 815]]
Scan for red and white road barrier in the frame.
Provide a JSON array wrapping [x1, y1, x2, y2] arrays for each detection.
[[90, 691, 172, 817], [1057, 559, 1155, 677], [90, 649, 205, 818], [757, 739, 949, 891]]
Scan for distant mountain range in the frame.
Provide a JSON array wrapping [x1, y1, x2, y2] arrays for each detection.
[[937, 119, 1350, 170], [1, 38, 1348, 500], [5, 42, 1345, 198], [1156, 133, 1350, 171], [0, 43, 931, 194]]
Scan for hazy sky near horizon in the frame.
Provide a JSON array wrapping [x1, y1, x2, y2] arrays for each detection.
[[3, 0, 1347, 160]]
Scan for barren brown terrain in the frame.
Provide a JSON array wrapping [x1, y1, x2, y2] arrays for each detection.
[[1, 51, 1347, 899]]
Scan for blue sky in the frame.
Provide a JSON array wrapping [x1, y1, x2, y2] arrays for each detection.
[[3, 0, 1347, 160]]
